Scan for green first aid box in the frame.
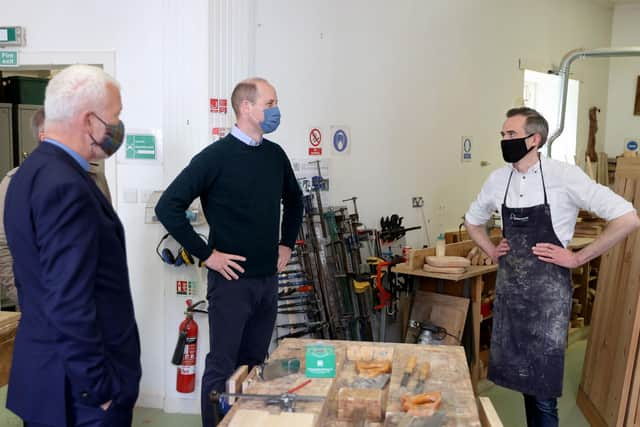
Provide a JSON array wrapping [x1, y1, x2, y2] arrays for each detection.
[[305, 343, 336, 378]]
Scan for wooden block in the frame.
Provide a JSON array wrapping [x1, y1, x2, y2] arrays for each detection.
[[466, 246, 479, 260], [422, 264, 467, 274], [226, 365, 248, 404], [425, 256, 471, 268], [346, 345, 394, 361], [337, 387, 385, 422]]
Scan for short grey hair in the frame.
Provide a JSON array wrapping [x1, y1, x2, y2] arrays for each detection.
[[230, 77, 270, 116], [506, 107, 549, 148], [44, 65, 119, 124]]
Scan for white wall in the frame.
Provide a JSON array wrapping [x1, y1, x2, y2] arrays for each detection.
[[253, 0, 614, 247], [604, 4, 640, 156], [1, 0, 209, 413]]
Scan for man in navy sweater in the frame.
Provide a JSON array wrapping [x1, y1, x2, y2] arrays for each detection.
[[155, 77, 303, 426]]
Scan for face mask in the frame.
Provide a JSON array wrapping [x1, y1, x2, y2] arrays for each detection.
[[89, 113, 125, 157], [501, 133, 535, 163], [260, 106, 281, 133]]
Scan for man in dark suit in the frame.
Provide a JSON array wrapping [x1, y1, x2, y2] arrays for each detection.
[[4, 65, 141, 427]]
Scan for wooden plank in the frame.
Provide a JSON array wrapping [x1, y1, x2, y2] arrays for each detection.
[[577, 386, 609, 427], [393, 264, 497, 281], [604, 180, 640, 425], [581, 176, 631, 411], [579, 159, 640, 427], [615, 158, 640, 181], [477, 396, 503, 427], [625, 337, 640, 426]]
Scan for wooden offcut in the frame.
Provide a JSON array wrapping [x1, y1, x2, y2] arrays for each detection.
[[337, 387, 385, 421], [425, 256, 471, 268]]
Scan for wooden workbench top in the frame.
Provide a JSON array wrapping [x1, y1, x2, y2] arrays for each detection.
[[392, 263, 496, 281], [220, 338, 480, 426]]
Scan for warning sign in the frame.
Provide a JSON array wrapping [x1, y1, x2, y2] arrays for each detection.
[[309, 147, 322, 156], [309, 128, 322, 147]]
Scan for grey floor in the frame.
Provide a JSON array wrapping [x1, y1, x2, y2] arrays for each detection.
[[1, 339, 590, 426]]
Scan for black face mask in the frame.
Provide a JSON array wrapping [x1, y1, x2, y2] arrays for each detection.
[[501, 133, 536, 163]]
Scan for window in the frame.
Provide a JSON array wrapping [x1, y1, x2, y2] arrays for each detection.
[[523, 69, 579, 164]]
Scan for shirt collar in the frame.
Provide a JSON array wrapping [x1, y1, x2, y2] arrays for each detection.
[[44, 138, 90, 171], [231, 125, 262, 146], [511, 155, 544, 174]]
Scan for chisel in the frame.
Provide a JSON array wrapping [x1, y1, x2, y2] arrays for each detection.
[[400, 355, 417, 388], [414, 362, 431, 393]]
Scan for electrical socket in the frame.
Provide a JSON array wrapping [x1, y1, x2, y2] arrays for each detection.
[[412, 197, 424, 208]]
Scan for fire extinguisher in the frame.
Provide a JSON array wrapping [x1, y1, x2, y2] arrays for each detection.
[[172, 299, 206, 393]]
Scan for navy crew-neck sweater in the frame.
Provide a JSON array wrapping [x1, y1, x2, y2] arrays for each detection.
[[155, 134, 303, 277]]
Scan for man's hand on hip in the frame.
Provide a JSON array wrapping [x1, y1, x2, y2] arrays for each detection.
[[206, 250, 246, 280], [490, 238, 511, 263], [532, 242, 579, 269], [277, 245, 292, 272]]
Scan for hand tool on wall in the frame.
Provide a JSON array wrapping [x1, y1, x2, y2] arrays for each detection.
[[400, 355, 417, 388], [276, 322, 327, 340]]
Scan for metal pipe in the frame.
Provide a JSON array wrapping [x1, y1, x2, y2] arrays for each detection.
[[547, 47, 640, 155]]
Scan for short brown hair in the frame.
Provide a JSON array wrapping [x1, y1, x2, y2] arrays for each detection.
[[31, 107, 45, 140], [506, 107, 549, 148], [230, 77, 269, 116]]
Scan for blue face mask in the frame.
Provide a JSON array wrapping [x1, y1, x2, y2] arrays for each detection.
[[260, 106, 281, 133]]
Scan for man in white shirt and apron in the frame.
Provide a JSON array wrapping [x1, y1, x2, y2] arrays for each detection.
[[465, 107, 639, 426]]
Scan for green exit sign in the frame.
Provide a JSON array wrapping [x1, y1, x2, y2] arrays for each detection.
[[125, 134, 157, 160], [0, 51, 18, 67], [0, 27, 25, 46]]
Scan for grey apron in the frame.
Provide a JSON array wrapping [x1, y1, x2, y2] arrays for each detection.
[[488, 159, 572, 398]]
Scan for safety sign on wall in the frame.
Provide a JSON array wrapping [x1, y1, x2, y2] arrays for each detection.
[[126, 134, 157, 160], [210, 98, 228, 114], [309, 127, 323, 156], [331, 126, 351, 155], [461, 136, 473, 163], [625, 138, 639, 153], [0, 51, 18, 67]]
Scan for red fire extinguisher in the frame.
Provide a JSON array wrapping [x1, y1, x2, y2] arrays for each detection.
[[171, 299, 206, 393]]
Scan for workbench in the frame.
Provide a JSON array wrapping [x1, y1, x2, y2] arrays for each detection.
[[0, 311, 20, 387], [392, 237, 594, 392], [219, 338, 481, 426]]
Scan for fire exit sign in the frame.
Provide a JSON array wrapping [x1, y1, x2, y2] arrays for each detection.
[[125, 134, 157, 160], [0, 27, 25, 46], [0, 51, 18, 67]]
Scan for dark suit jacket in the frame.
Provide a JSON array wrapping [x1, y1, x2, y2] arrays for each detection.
[[4, 142, 141, 426]]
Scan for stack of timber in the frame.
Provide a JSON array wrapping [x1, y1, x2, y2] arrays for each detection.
[[578, 157, 640, 426]]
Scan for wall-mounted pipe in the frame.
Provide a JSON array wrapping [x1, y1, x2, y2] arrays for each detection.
[[547, 47, 640, 156]]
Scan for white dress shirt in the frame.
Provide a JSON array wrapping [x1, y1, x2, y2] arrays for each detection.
[[465, 156, 635, 247]]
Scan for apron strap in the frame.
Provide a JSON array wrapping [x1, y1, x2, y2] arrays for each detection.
[[503, 169, 515, 205], [539, 157, 548, 205]]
